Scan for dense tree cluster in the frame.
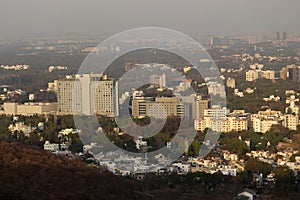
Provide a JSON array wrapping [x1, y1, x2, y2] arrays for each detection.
[[0, 141, 246, 200]]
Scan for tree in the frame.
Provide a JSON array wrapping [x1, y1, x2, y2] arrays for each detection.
[[273, 166, 296, 196], [245, 158, 272, 175]]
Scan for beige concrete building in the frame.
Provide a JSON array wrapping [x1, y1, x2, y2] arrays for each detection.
[[250, 109, 299, 133], [280, 67, 288, 80], [194, 110, 249, 133], [246, 70, 259, 82], [195, 95, 210, 119], [251, 117, 280, 133], [57, 74, 118, 117], [4, 102, 57, 116], [132, 97, 184, 119], [283, 114, 299, 131], [262, 70, 275, 80]]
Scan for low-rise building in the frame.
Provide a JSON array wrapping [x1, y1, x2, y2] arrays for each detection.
[[44, 141, 68, 152], [8, 122, 32, 137], [4, 102, 57, 116]]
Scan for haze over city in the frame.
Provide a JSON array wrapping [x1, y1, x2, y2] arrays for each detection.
[[1, 0, 300, 38]]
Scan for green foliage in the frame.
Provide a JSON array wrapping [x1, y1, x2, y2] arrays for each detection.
[[245, 158, 272, 175], [68, 136, 83, 153], [227, 78, 300, 113], [219, 132, 249, 157], [273, 166, 296, 196]]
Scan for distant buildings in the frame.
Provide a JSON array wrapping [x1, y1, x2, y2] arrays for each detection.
[[263, 95, 280, 102], [280, 64, 300, 82], [4, 102, 57, 116], [207, 82, 226, 98], [280, 67, 289, 80], [8, 122, 32, 137], [57, 74, 118, 117], [44, 141, 68, 152], [246, 69, 275, 82], [0, 64, 29, 71], [286, 95, 299, 115], [150, 73, 166, 88], [277, 32, 281, 41], [262, 70, 275, 80], [124, 63, 136, 72], [246, 70, 259, 82], [234, 89, 244, 98], [288, 66, 300, 82], [47, 80, 58, 92], [48, 66, 67, 73], [283, 32, 287, 40], [275, 32, 287, 41], [226, 78, 236, 89]]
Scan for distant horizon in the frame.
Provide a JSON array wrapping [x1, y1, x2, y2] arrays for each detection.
[[2, 31, 300, 41], [1, 0, 300, 39]]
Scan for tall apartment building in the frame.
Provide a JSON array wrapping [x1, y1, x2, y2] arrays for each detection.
[[57, 74, 118, 117], [288, 66, 300, 82], [262, 70, 275, 80], [280, 67, 288, 80], [132, 97, 184, 119], [280, 65, 300, 82], [195, 95, 210, 119], [246, 70, 259, 82], [283, 114, 299, 131]]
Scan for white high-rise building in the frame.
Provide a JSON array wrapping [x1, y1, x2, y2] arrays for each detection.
[[57, 74, 118, 117]]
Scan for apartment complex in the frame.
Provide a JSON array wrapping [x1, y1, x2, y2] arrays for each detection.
[[246, 70, 259, 82], [251, 109, 299, 133], [57, 74, 118, 117], [132, 97, 184, 119], [195, 108, 249, 133], [246, 69, 275, 82]]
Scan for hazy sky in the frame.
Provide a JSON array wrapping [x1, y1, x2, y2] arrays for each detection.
[[1, 0, 300, 38]]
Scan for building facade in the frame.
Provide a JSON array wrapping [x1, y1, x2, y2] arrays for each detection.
[[132, 97, 184, 119], [4, 102, 57, 116], [57, 74, 118, 117]]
